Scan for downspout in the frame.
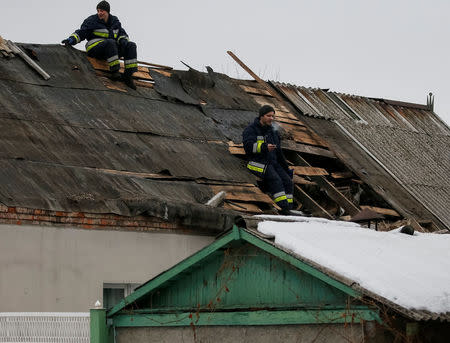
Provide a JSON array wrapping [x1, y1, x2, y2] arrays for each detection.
[[333, 120, 448, 231]]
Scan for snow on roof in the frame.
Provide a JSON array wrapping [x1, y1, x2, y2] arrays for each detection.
[[257, 216, 450, 315]]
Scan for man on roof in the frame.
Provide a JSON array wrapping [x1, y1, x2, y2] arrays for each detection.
[[61, 1, 137, 89], [243, 105, 294, 215]]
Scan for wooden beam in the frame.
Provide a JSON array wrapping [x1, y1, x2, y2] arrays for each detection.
[[292, 154, 361, 217], [8, 41, 50, 80], [282, 140, 335, 158], [210, 185, 273, 204], [331, 171, 354, 179], [293, 175, 316, 186], [128, 59, 172, 70], [227, 51, 286, 102], [112, 308, 379, 327], [294, 185, 334, 219], [240, 84, 272, 96], [360, 206, 400, 217], [224, 201, 263, 213], [291, 166, 328, 176], [228, 146, 245, 155], [88, 57, 153, 80]]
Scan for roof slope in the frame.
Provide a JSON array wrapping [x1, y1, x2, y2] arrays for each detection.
[[257, 216, 450, 321], [0, 44, 269, 230], [272, 83, 450, 230]]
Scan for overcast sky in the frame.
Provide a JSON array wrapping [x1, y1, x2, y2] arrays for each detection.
[[2, 0, 449, 125]]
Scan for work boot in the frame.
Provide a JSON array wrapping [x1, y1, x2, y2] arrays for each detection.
[[122, 73, 136, 90], [109, 71, 121, 81], [279, 208, 291, 216]]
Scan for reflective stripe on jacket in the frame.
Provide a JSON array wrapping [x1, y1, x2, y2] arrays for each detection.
[[242, 117, 290, 175], [69, 14, 129, 48]]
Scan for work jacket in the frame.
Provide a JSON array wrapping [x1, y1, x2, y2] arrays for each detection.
[[242, 118, 290, 176], [70, 14, 129, 52]]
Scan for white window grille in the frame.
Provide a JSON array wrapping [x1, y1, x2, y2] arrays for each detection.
[[0, 313, 89, 343]]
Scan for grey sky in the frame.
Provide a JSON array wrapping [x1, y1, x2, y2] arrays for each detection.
[[2, 0, 449, 125]]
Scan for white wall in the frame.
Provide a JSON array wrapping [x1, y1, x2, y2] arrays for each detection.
[[0, 224, 213, 312]]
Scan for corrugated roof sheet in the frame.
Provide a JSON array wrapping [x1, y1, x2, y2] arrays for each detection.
[[272, 82, 450, 230], [0, 43, 267, 228]]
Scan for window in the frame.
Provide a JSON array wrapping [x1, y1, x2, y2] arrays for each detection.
[[103, 283, 140, 310]]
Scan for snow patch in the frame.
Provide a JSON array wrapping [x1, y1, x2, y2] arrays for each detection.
[[257, 217, 450, 314]]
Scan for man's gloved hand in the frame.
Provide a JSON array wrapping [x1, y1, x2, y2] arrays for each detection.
[[61, 36, 76, 46], [288, 169, 294, 179]]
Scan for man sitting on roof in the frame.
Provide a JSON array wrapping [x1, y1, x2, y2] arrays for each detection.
[[243, 105, 294, 215], [61, 1, 137, 89]]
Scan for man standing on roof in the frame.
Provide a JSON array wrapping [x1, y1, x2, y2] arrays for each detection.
[[243, 105, 294, 215], [61, 1, 137, 89]]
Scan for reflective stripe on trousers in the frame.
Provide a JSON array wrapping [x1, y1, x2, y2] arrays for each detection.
[[124, 58, 137, 69], [273, 191, 287, 203], [85, 38, 105, 52], [247, 161, 266, 174], [107, 54, 120, 67], [286, 194, 294, 204]]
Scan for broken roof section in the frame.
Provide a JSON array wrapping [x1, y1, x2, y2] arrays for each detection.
[[0, 42, 277, 232], [272, 83, 450, 231], [1, 38, 448, 232]]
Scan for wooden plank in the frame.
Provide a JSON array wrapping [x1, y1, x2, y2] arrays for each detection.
[[293, 175, 316, 185], [88, 57, 149, 73], [282, 140, 335, 158], [150, 68, 172, 77], [360, 206, 400, 217], [134, 80, 154, 88], [294, 185, 334, 219], [227, 142, 244, 155], [112, 309, 378, 327], [210, 185, 273, 204], [291, 153, 361, 217], [276, 117, 305, 126], [134, 60, 172, 70], [289, 131, 325, 147], [88, 57, 153, 80], [240, 84, 273, 96], [8, 41, 50, 80], [228, 146, 245, 155], [227, 51, 282, 100], [224, 202, 263, 213], [276, 110, 302, 121], [132, 70, 153, 81], [105, 83, 127, 92], [331, 171, 354, 179], [281, 123, 329, 147], [291, 166, 328, 176]]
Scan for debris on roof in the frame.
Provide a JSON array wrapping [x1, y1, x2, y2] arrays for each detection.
[[0, 38, 448, 233], [271, 82, 450, 231]]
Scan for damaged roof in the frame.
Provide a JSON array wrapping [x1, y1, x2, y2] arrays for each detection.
[[1, 39, 448, 232], [0, 43, 272, 231], [272, 82, 450, 231]]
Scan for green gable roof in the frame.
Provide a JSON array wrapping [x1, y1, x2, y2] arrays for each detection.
[[107, 226, 379, 326]]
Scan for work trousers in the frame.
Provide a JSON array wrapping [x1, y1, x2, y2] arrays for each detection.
[[262, 163, 294, 210], [87, 39, 138, 75]]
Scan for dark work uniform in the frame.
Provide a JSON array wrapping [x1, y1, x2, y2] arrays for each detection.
[[243, 118, 294, 210], [69, 14, 137, 75]]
